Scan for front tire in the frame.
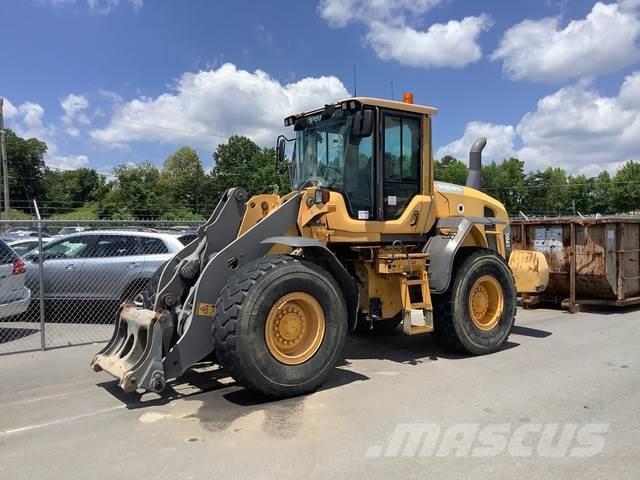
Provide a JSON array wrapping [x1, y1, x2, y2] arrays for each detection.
[[213, 255, 348, 398], [433, 250, 516, 355]]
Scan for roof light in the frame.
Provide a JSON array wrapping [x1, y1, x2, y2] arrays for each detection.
[[402, 92, 414, 104]]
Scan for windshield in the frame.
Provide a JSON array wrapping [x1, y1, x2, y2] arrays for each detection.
[[289, 108, 375, 218], [291, 111, 354, 190]]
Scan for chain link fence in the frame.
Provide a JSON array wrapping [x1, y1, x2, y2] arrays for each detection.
[[0, 219, 200, 354]]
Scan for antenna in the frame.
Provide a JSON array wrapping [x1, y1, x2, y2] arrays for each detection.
[[353, 64, 357, 97], [390, 81, 394, 100]]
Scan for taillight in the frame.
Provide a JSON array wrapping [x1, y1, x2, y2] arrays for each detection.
[[12, 259, 26, 275]]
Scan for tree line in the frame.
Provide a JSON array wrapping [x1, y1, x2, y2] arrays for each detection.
[[3, 129, 288, 220], [436, 155, 640, 216], [3, 127, 639, 220]]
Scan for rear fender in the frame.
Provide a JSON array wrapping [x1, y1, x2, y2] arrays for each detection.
[[425, 216, 505, 294]]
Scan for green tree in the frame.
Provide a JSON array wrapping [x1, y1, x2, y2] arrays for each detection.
[[613, 161, 640, 213], [208, 136, 289, 204], [523, 167, 570, 215], [434, 155, 468, 185], [591, 171, 614, 214], [4, 128, 47, 212], [99, 162, 166, 218], [567, 174, 593, 214], [43, 168, 107, 215], [481, 158, 526, 214], [159, 146, 205, 212]]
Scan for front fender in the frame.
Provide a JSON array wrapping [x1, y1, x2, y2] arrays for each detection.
[[262, 236, 359, 331]]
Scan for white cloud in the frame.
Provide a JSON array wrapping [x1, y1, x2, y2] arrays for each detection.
[[37, 0, 142, 14], [492, 1, 640, 82], [3, 97, 91, 171], [366, 15, 492, 68], [619, 70, 640, 108], [90, 63, 349, 149], [47, 154, 90, 170], [437, 71, 640, 174], [60, 93, 90, 137], [318, 0, 491, 69], [318, 0, 443, 27], [516, 81, 640, 171], [1, 98, 18, 118], [436, 122, 516, 162], [12, 102, 55, 140]]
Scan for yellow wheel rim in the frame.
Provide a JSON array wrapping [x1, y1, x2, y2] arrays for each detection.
[[265, 292, 325, 365], [469, 275, 504, 331]]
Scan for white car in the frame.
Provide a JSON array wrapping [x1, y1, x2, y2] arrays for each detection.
[[0, 239, 31, 318]]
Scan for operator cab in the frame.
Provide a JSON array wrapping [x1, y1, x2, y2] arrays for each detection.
[[279, 96, 438, 222]]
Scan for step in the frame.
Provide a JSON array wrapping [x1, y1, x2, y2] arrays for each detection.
[[408, 302, 430, 310], [402, 309, 434, 335], [405, 279, 428, 286]]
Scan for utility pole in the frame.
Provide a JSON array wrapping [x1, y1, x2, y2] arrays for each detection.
[[0, 98, 9, 217]]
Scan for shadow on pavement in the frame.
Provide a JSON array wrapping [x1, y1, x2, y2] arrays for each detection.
[[95, 328, 536, 439], [511, 325, 552, 338], [0, 326, 40, 344], [97, 363, 368, 411], [344, 329, 520, 364], [96, 325, 536, 439]]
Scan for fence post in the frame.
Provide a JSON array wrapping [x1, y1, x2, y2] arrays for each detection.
[[38, 220, 46, 350], [33, 200, 46, 350]]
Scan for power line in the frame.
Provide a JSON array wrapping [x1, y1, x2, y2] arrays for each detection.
[[115, 120, 230, 140], [478, 179, 640, 192]]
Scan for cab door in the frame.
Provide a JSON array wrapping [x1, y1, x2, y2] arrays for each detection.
[[379, 110, 430, 235]]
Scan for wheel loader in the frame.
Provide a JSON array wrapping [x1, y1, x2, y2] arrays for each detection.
[[92, 94, 519, 398]]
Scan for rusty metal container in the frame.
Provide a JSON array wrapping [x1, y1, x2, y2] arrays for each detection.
[[511, 217, 640, 309]]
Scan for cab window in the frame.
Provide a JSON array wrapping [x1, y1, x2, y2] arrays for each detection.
[[343, 133, 374, 219], [383, 114, 421, 219]]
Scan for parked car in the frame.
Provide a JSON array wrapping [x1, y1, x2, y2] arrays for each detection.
[[175, 231, 198, 245], [8, 238, 52, 256], [23, 230, 183, 304], [0, 239, 31, 319], [55, 226, 90, 237], [1, 227, 52, 243]]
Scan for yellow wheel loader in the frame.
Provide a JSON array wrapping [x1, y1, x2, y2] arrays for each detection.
[[92, 94, 517, 397]]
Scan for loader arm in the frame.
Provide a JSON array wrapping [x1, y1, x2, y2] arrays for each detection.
[[91, 190, 302, 393]]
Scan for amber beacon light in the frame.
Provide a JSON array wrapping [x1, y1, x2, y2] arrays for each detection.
[[402, 92, 414, 104]]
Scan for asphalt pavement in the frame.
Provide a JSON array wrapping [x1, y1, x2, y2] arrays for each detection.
[[0, 307, 638, 479]]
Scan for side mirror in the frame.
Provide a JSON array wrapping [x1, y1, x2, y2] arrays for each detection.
[[352, 109, 373, 138], [276, 137, 286, 164], [275, 135, 291, 175]]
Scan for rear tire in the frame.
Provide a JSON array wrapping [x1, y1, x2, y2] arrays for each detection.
[[432, 250, 516, 355], [213, 255, 348, 398]]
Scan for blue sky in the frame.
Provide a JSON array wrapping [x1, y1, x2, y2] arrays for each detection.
[[2, 0, 640, 177]]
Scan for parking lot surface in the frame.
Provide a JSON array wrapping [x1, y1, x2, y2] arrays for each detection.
[[0, 307, 638, 479]]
